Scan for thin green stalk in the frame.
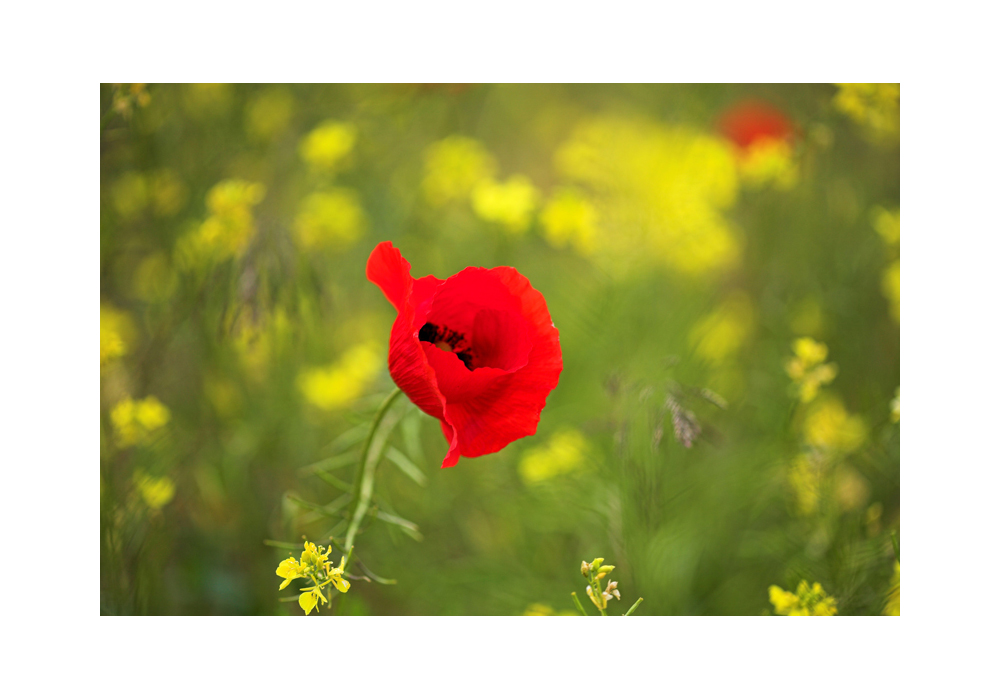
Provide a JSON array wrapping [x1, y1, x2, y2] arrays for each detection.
[[343, 388, 403, 569], [624, 597, 644, 616], [570, 591, 589, 616]]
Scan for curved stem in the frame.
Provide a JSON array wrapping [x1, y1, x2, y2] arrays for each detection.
[[343, 388, 403, 569]]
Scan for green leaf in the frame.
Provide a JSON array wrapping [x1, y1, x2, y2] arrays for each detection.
[[298, 452, 357, 476], [313, 470, 352, 492], [264, 539, 303, 551], [286, 494, 347, 519], [386, 446, 427, 486], [374, 509, 423, 541], [624, 597, 644, 616], [321, 425, 368, 455]]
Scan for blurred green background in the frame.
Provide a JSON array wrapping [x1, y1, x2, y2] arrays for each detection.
[[100, 83, 899, 615]]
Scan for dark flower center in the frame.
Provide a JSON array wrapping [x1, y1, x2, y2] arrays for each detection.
[[419, 322, 476, 370]]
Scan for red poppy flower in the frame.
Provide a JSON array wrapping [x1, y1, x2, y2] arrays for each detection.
[[717, 99, 795, 150], [366, 242, 562, 468]]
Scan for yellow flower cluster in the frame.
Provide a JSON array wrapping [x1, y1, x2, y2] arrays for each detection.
[[134, 472, 176, 510], [782, 339, 868, 515], [298, 343, 382, 411], [883, 560, 900, 616], [422, 135, 497, 206], [299, 121, 357, 173], [276, 541, 350, 615], [471, 175, 540, 235], [177, 180, 266, 266], [518, 428, 589, 484], [803, 396, 866, 453], [293, 188, 368, 250], [552, 117, 740, 277], [833, 83, 900, 140], [769, 580, 837, 615], [738, 138, 799, 190], [111, 396, 171, 448], [540, 188, 598, 255], [785, 337, 838, 403], [100, 304, 134, 370], [890, 387, 900, 423], [872, 206, 900, 322], [421, 135, 541, 234]]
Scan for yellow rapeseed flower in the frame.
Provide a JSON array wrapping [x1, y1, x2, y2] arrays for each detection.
[[553, 117, 740, 277], [422, 135, 497, 206], [111, 396, 171, 448], [833, 83, 900, 140], [470, 175, 540, 234], [277, 542, 350, 614], [891, 387, 900, 423], [100, 304, 135, 369], [738, 138, 799, 190], [803, 396, 866, 453], [785, 337, 838, 403], [871, 206, 900, 247], [177, 180, 266, 266], [769, 580, 837, 616], [299, 588, 324, 615], [276, 557, 306, 591], [134, 472, 176, 510], [518, 429, 589, 484], [293, 188, 367, 250], [298, 343, 382, 411], [540, 188, 598, 255], [299, 120, 357, 172]]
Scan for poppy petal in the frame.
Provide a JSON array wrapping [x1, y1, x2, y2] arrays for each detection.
[[367, 242, 447, 421]]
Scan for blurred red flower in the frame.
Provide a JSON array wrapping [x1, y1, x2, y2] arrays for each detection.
[[367, 242, 562, 468], [717, 99, 795, 150]]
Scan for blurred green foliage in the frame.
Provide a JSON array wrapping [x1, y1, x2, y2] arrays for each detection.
[[100, 83, 899, 615]]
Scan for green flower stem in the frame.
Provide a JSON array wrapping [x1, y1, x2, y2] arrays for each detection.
[[343, 388, 403, 571], [570, 591, 589, 616], [588, 572, 607, 615], [624, 597, 644, 616]]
